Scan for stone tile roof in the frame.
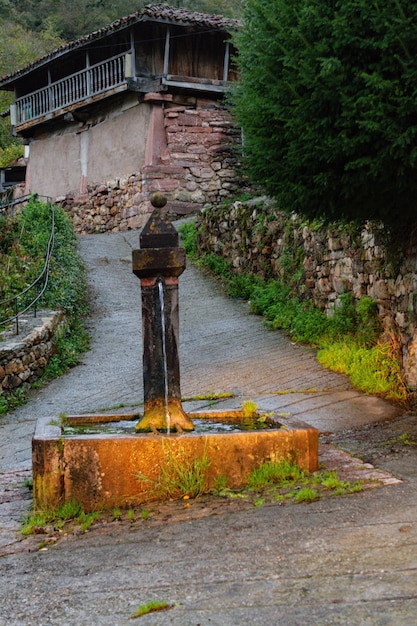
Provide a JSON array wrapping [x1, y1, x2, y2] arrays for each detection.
[[0, 4, 238, 88]]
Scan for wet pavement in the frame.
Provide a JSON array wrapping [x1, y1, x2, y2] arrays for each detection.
[[0, 227, 416, 625]]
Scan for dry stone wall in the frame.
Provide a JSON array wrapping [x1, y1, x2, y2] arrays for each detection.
[[59, 174, 144, 235], [60, 105, 242, 235], [197, 198, 417, 388], [0, 311, 65, 394]]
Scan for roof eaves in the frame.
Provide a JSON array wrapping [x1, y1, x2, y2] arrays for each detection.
[[0, 4, 238, 89]]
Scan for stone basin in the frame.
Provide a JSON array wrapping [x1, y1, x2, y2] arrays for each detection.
[[32, 411, 318, 512]]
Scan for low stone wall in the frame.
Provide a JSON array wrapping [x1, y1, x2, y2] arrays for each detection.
[[59, 175, 145, 235], [60, 105, 243, 235], [0, 311, 65, 394], [197, 198, 417, 388]]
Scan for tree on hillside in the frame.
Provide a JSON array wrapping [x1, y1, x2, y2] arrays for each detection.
[[232, 0, 417, 232], [0, 20, 64, 152], [9, 0, 242, 42]]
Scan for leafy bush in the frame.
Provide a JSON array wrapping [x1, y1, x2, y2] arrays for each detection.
[[0, 197, 89, 410], [0, 144, 23, 168], [178, 221, 199, 258], [0, 196, 87, 319]]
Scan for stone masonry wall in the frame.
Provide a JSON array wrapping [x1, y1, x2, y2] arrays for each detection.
[[60, 104, 242, 235], [197, 198, 417, 388], [0, 311, 65, 394]]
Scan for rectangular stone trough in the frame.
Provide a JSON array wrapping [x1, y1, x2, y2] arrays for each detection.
[[32, 411, 319, 512]]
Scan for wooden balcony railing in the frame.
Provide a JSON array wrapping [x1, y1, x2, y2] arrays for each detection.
[[15, 52, 127, 126]]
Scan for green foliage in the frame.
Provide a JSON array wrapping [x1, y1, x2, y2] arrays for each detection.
[[112, 507, 122, 521], [293, 488, 320, 503], [241, 400, 258, 418], [21, 500, 84, 536], [232, 0, 417, 234], [4, 0, 241, 46], [79, 511, 100, 532], [0, 198, 89, 411], [0, 387, 26, 416], [237, 460, 363, 504], [137, 446, 211, 500], [0, 21, 64, 149], [0, 197, 88, 319], [178, 221, 199, 258], [140, 509, 150, 520], [318, 339, 407, 401], [33, 319, 90, 385], [0, 143, 23, 167], [247, 459, 305, 490], [130, 600, 172, 620]]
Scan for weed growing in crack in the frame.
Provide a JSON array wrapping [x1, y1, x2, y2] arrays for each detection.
[[137, 443, 211, 500], [130, 600, 173, 619]]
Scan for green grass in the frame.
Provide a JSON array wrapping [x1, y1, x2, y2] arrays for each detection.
[[21, 500, 101, 536], [130, 600, 172, 619], [247, 458, 305, 490], [216, 460, 364, 506], [293, 488, 320, 503], [178, 221, 199, 258], [21, 500, 84, 536], [79, 512, 100, 532], [317, 340, 406, 401], [385, 432, 417, 447], [137, 445, 211, 500], [241, 400, 258, 418], [112, 507, 122, 520]]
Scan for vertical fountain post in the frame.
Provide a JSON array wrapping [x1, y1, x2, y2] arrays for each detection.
[[132, 192, 194, 433]]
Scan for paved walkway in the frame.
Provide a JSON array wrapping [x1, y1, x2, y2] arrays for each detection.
[[0, 228, 416, 625]]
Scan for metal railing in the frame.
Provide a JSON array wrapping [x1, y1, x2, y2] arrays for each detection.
[[15, 52, 127, 125], [0, 187, 16, 212], [0, 195, 54, 335]]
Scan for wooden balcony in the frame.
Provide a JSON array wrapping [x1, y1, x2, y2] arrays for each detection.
[[14, 52, 128, 131]]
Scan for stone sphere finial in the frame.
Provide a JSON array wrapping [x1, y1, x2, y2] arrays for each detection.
[[150, 192, 167, 209]]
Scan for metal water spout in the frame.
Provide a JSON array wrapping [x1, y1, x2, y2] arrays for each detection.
[[132, 193, 194, 433]]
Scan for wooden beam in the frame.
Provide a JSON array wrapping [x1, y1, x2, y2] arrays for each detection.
[[127, 78, 166, 93], [223, 41, 230, 83], [163, 27, 170, 76], [130, 28, 136, 77]]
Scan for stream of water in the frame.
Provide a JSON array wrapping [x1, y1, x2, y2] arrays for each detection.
[[158, 279, 171, 434]]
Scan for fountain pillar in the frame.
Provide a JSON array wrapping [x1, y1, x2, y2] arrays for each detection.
[[132, 193, 194, 432]]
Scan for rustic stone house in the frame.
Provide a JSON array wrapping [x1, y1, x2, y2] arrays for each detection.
[[0, 4, 241, 232]]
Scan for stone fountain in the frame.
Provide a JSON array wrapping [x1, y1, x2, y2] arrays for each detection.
[[131, 192, 194, 434], [32, 194, 318, 512]]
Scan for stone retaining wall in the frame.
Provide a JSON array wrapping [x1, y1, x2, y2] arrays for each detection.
[[0, 311, 65, 394], [197, 198, 417, 388], [60, 105, 243, 235]]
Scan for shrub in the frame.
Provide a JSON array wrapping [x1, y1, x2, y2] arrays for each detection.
[[0, 196, 87, 319], [232, 0, 417, 237]]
